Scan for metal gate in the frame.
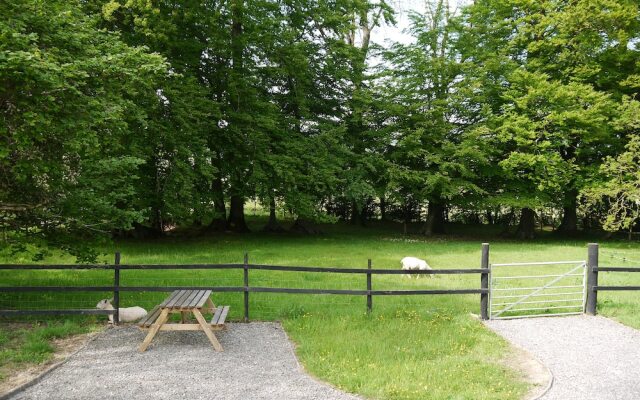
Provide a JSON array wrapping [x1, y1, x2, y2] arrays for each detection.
[[489, 261, 587, 320]]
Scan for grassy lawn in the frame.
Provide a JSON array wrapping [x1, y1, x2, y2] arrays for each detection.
[[1, 220, 639, 399], [0, 321, 92, 382]]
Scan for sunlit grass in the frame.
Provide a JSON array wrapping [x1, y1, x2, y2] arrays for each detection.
[[284, 310, 524, 400]]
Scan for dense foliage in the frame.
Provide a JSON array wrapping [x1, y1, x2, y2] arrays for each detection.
[[2, 0, 639, 259]]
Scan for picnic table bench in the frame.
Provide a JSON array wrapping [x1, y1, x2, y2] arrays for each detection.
[[138, 290, 229, 352]]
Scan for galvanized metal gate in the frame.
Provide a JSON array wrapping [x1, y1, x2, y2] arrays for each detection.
[[489, 261, 587, 320]]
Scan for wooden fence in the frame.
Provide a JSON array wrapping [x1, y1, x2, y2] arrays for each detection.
[[0, 244, 492, 323], [586, 243, 640, 315], [3, 242, 638, 322]]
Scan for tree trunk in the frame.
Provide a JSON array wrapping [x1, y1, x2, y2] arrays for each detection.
[[360, 202, 368, 226], [422, 200, 446, 236], [225, 1, 249, 234], [130, 222, 162, 239], [149, 206, 164, 236], [499, 208, 516, 237], [289, 218, 322, 234], [350, 200, 365, 226], [207, 175, 227, 232], [515, 208, 536, 239], [557, 194, 579, 235], [262, 195, 285, 233], [486, 210, 494, 225], [148, 157, 165, 237], [467, 212, 481, 225], [227, 195, 250, 232], [231, 0, 243, 74], [338, 199, 349, 221], [350, 201, 358, 225], [380, 196, 387, 221], [403, 202, 412, 233], [583, 215, 601, 232]]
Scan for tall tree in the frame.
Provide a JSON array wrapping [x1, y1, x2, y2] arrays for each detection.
[[384, 0, 485, 235], [488, 70, 618, 238], [521, 0, 640, 233], [338, 1, 394, 226], [1, 0, 168, 260], [99, 0, 221, 235], [458, 0, 637, 236]]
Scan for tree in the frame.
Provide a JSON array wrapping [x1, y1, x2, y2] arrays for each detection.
[[99, 0, 379, 233], [515, 0, 640, 233], [458, 0, 637, 237], [333, 1, 394, 226], [1, 0, 168, 260], [582, 99, 640, 238], [4, 0, 640, 257], [99, 0, 221, 234], [488, 70, 618, 238], [383, 0, 486, 235]]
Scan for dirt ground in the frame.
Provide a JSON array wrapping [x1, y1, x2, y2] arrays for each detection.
[[500, 343, 552, 399]]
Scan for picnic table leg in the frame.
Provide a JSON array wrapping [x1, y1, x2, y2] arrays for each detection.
[[205, 298, 216, 316], [192, 309, 223, 352], [181, 311, 186, 324], [139, 308, 169, 352]]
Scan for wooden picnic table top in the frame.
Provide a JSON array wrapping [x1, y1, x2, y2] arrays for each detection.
[[159, 289, 212, 310]]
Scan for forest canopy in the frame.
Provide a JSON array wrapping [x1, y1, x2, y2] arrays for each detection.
[[2, 0, 639, 260]]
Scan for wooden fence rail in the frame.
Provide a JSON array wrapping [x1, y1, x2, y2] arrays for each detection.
[[2, 242, 637, 321], [586, 243, 640, 316], [0, 244, 492, 322]]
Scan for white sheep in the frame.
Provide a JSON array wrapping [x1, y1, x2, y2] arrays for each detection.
[[96, 298, 148, 323], [401, 256, 433, 278]]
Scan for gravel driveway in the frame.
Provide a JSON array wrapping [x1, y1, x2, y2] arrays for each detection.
[[8, 323, 360, 400], [486, 315, 640, 400]]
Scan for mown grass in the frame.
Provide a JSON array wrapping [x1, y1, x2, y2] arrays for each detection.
[[0, 321, 91, 381], [1, 220, 639, 399], [284, 311, 524, 399]]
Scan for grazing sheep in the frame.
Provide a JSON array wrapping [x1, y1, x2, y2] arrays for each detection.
[[96, 298, 147, 323], [400, 256, 433, 278]]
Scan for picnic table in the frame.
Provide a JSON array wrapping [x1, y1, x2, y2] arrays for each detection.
[[137, 290, 229, 352]]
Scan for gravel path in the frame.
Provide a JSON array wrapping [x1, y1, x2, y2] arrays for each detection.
[[486, 316, 640, 400], [9, 323, 360, 400]]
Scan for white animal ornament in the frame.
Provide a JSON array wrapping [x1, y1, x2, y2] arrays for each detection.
[[400, 256, 433, 278], [96, 298, 148, 323]]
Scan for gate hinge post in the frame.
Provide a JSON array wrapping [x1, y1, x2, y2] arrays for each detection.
[[586, 243, 599, 316], [480, 243, 490, 320]]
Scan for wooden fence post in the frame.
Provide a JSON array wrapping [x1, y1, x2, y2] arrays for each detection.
[[244, 252, 249, 322], [114, 252, 120, 325], [366, 259, 372, 314], [586, 243, 599, 316], [480, 243, 490, 320]]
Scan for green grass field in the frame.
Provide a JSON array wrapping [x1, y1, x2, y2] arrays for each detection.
[[1, 220, 639, 399]]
